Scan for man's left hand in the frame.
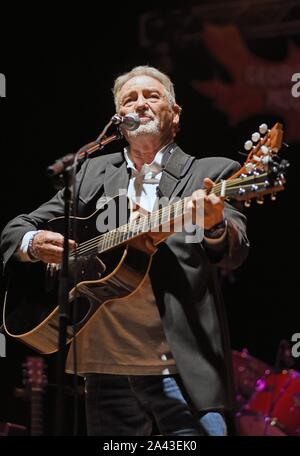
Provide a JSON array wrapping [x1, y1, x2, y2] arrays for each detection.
[[191, 178, 224, 230]]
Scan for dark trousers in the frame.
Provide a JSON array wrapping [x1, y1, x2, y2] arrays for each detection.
[[85, 373, 227, 436]]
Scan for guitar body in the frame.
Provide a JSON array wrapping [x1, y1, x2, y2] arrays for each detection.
[[3, 195, 156, 354]]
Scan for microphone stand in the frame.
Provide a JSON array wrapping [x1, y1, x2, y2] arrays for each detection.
[[47, 117, 123, 178], [49, 117, 123, 435]]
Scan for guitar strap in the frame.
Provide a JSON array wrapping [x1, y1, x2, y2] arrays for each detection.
[[157, 144, 195, 200]]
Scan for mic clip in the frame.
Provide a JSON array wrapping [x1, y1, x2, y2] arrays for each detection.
[[111, 114, 123, 125]]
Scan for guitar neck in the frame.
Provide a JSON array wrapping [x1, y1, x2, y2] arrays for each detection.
[[70, 167, 284, 259], [94, 176, 255, 251], [95, 195, 193, 254], [30, 389, 43, 436]]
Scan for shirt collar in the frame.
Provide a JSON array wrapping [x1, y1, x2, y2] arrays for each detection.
[[123, 142, 175, 177]]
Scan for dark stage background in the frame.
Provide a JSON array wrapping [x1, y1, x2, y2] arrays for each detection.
[[0, 1, 299, 435]]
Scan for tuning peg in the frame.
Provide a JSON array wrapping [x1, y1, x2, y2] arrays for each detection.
[[260, 145, 269, 155], [256, 197, 264, 205], [244, 140, 253, 151], [261, 155, 273, 165], [259, 123, 268, 134], [278, 172, 285, 181], [245, 163, 255, 171], [251, 132, 261, 142], [270, 193, 277, 201], [279, 159, 290, 170], [244, 200, 251, 208], [252, 155, 262, 163]]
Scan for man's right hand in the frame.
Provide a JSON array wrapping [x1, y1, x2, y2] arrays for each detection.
[[30, 230, 76, 264]]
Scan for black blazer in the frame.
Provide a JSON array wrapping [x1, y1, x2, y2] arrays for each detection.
[[0, 146, 249, 411]]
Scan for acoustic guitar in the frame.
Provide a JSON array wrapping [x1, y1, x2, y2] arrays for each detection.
[[2, 123, 288, 354]]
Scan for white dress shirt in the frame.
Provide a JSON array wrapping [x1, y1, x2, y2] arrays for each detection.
[[123, 145, 166, 212]]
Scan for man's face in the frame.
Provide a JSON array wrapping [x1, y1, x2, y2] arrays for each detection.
[[117, 75, 180, 139]]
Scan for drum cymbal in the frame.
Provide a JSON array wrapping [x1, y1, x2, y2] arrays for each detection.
[[232, 349, 271, 398]]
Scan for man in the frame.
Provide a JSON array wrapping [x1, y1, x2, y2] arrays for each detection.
[[0, 65, 249, 436]]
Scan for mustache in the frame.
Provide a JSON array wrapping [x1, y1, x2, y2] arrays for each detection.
[[136, 111, 154, 120]]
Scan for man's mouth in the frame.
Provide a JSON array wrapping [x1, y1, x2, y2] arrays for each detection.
[[139, 116, 153, 123]]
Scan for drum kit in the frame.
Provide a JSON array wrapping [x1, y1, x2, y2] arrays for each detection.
[[232, 349, 300, 436]]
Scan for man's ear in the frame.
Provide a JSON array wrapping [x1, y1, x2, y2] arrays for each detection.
[[172, 103, 181, 131]]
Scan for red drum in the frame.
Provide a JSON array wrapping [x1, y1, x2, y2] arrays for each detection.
[[272, 370, 300, 435], [236, 370, 300, 436], [236, 414, 286, 436]]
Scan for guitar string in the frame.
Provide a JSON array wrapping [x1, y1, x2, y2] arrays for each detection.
[[69, 173, 271, 258], [69, 197, 190, 257], [69, 174, 272, 257], [70, 189, 270, 257], [69, 190, 197, 257], [70, 172, 265, 256], [73, 180, 273, 258]]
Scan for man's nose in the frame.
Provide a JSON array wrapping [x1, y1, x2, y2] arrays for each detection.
[[134, 95, 148, 111]]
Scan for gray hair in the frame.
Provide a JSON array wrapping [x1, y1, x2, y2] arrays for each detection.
[[112, 65, 177, 111]]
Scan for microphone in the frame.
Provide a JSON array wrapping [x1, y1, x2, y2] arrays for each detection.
[[111, 113, 140, 131]]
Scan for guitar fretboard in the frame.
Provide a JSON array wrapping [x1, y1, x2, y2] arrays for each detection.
[[31, 389, 43, 436], [69, 170, 272, 259]]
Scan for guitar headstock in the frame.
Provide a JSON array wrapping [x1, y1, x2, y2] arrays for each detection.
[[230, 122, 284, 179], [224, 159, 289, 206], [23, 356, 47, 393], [224, 122, 289, 206]]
